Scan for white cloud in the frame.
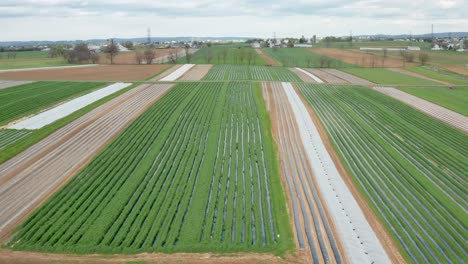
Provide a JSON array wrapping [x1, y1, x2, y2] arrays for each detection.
[[0, 0, 467, 41]]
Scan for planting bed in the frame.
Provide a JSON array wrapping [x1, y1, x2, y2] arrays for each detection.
[[203, 65, 302, 82], [0, 81, 104, 126], [7, 82, 291, 254], [342, 68, 440, 85], [0, 130, 31, 150], [298, 84, 467, 263], [178, 65, 213, 81], [9, 83, 132, 130], [0, 80, 33, 90], [0, 83, 173, 240], [374, 87, 468, 132], [304, 69, 349, 84], [321, 69, 373, 85]]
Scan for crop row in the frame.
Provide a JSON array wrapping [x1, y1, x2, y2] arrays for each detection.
[[298, 84, 467, 263], [0, 81, 104, 126], [203, 65, 303, 82], [0, 129, 31, 150], [9, 82, 290, 254]]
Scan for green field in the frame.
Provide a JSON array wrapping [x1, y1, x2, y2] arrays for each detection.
[[9, 82, 293, 254], [314, 41, 432, 49], [399, 86, 468, 115], [181, 46, 267, 65], [0, 51, 50, 59], [261, 48, 354, 68], [342, 68, 440, 85], [0, 130, 31, 150], [0, 81, 105, 126], [0, 58, 69, 70], [405, 66, 468, 85], [203, 65, 302, 82], [298, 84, 467, 263]]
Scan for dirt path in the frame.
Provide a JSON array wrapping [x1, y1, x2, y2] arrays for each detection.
[[0, 249, 304, 264], [0, 83, 174, 242], [294, 85, 406, 264], [387, 68, 452, 85], [374, 87, 468, 132], [255, 49, 281, 66], [0, 65, 171, 81], [263, 82, 347, 264]]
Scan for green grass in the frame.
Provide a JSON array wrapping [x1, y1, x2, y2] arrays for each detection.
[[342, 68, 441, 85], [0, 51, 50, 59], [0, 83, 135, 164], [0, 58, 69, 70], [261, 48, 355, 68], [399, 86, 468, 115], [405, 66, 468, 85], [0, 81, 105, 126], [203, 65, 302, 82], [298, 84, 467, 264], [9, 82, 293, 255], [180, 46, 267, 65], [314, 40, 432, 49]]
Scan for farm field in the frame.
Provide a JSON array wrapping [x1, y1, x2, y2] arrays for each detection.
[[180, 46, 267, 66], [342, 68, 440, 85], [0, 83, 173, 240], [309, 48, 414, 68], [261, 48, 353, 68], [203, 65, 302, 82], [0, 58, 69, 70], [405, 66, 468, 85], [100, 49, 182, 64], [298, 84, 467, 263], [0, 64, 171, 81], [7, 81, 292, 254], [313, 40, 432, 49], [397, 86, 468, 116], [0, 81, 105, 126]]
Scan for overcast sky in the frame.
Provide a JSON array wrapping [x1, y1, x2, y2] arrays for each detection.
[[1, 0, 467, 41]]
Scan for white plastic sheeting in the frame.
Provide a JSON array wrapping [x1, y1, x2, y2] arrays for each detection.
[[282, 82, 391, 264], [9, 82, 132, 130], [159, 64, 195, 81], [294, 67, 324, 83]]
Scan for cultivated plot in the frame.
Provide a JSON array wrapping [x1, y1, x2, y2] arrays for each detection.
[[0, 65, 171, 81], [0, 81, 105, 126], [178, 64, 213, 81], [342, 68, 440, 85], [7, 82, 291, 254], [203, 65, 302, 82], [298, 84, 467, 263], [374, 87, 468, 132], [0, 80, 33, 90], [0, 83, 173, 239]]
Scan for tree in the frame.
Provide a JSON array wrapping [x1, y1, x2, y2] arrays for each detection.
[[73, 43, 91, 63], [299, 35, 306, 44], [135, 51, 144, 64], [102, 39, 119, 64], [48, 46, 66, 58], [121, 41, 134, 50], [168, 49, 179, 64], [90, 51, 100, 64], [204, 48, 213, 63], [144, 49, 156, 64], [287, 39, 294, 48], [418, 53, 430, 65], [222, 48, 228, 64], [184, 44, 192, 63]]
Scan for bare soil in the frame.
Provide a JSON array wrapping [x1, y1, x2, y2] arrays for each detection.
[[0, 65, 171, 81], [293, 85, 406, 264], [310, 48, 417, 68], [0, 250, 303, 264], [99, 49, 182, 64], [255, 49, 280, 66]]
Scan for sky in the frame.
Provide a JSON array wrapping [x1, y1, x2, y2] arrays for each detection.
[[1, 0, 467, 41]]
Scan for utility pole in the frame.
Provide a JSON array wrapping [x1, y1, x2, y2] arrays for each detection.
[[147, 28, 151, 44], [431, 24, 434, 41]]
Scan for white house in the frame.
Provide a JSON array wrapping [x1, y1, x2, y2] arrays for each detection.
[[431, 44, 442, 51]]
